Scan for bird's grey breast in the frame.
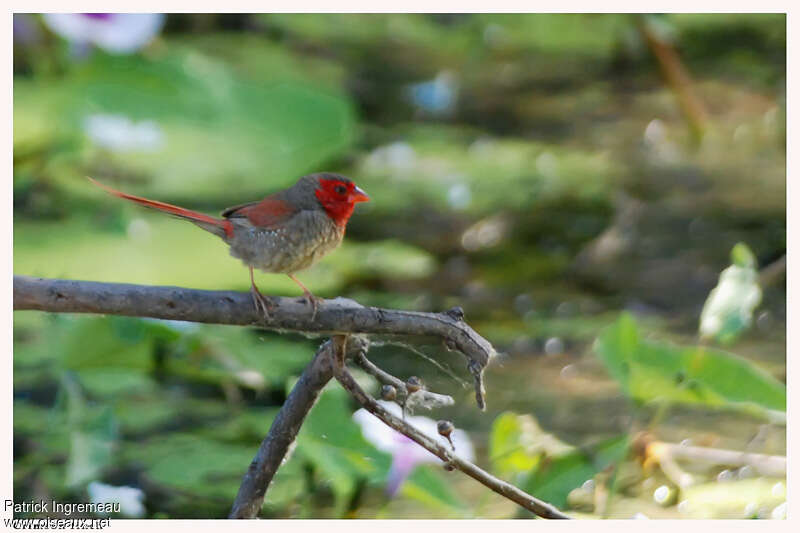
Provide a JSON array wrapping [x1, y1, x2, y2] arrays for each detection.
[[227, 209, 343, 273]]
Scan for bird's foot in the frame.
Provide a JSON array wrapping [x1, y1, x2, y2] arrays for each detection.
[[286, 274, 321, 321], [302, 292, 322, 322], [250, 286, 275, 321]]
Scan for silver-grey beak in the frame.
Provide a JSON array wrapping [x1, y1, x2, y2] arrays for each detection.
[[351, 185, 370, 203]]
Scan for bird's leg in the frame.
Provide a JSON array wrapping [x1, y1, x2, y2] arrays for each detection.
[[288, 274, 320, 321], [249, 266, 274, 320]]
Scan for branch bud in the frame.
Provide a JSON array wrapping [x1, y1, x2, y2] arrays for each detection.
[[405, 376, 422, 394], [380, 384, 397, 401]]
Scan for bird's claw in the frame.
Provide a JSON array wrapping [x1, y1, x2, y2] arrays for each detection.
[[286, 274, 321, 321], [303, 293, 322, 322], [251, 287, 275, 321]]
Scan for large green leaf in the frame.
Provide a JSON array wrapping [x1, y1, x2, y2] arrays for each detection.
[[15, 49, 355, 199], [595, 313, 785, 414]]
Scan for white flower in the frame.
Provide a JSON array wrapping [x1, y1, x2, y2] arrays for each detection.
[[87, 481, 146, 518], [353, 401, 474, 496], [699, 264, 762, 341], [42, 13, 164, 54], [84, 113, 164, 152]]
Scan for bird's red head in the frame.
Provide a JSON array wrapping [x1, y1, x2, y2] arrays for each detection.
[[315, 177, 370, 227]]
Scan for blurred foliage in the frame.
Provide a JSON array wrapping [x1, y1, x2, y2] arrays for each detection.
[[14, 50, 354, 201], [680, 478, 785, 519], [14, 12, 785, 519], [489, 412, 573, 482], [522, 436, 629, 511], [595, 313, 785, 416], [487, 410, 629, 512]]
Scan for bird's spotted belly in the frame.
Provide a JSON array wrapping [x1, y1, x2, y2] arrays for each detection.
[[227, 219, 343, 274]]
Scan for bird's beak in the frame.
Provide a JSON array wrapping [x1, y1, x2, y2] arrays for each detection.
[[350, 185, 370, 203]]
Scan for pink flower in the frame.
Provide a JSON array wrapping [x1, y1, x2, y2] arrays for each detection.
[[353, 401, 475, 496], [42, 13, 165, 54]]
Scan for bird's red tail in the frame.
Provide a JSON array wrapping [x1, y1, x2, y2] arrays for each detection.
[[88, 177, 233, 238]]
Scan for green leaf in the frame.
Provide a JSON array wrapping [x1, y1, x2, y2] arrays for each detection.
[[123, 433, 257, 501], [523, 435, 628, 510], [204, 328, 314, 389], [595, 313, 785, 414], [112, 396, 184, 435], [402, 466, 468, 517], [16, 50, 355, 199], [56, 376, 118, 488], [58, 316, 154, 371], [294, 385, 385, 515], [65, 405, 118, 488], [731, 242, 757, 269], [489, 412, 573, 480], [76, 368, 158, 397], [14, 400, 54, 435], [261, 459, 307, 513], [298, 385, 376, 453]]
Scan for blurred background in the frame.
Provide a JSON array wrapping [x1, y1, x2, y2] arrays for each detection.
[[13, 13, 785, 519]]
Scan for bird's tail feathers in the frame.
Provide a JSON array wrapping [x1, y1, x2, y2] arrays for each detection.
[[88, 177, 233, 239]]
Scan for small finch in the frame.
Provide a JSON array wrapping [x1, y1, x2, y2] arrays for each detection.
[[89, 173, 369, 319]]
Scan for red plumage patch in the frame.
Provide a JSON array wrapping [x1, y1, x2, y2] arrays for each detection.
[[315, 178, 369, 227], [229, 198, 299, 228]]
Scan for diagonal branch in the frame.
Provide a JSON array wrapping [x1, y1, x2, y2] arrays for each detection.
[[332, 340, 570, 520], [229, 340, 336, 518], [13, 275, 494, 408]]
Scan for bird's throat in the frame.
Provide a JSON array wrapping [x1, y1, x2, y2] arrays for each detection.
[[320, 201, 356, 228]]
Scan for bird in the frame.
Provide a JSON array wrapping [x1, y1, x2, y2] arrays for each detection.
[[88, 173, 370, 320]]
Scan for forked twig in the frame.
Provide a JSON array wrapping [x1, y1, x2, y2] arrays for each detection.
[[332, 337, 570, 520]]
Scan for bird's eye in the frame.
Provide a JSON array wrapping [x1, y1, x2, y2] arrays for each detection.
[[334, 185, 347, 195]]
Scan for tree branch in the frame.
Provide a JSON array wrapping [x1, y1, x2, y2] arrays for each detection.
[[636, 14, 708, 141], [332, 341, 571, 520], [13, 275, 494, 408], [229, 340, 337, 518], [15, 275, 570, 518], [759, 254, 786, 288], [647, 440, 786, 479]]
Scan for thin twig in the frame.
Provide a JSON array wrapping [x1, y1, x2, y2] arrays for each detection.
[[759, 254, 786, 288], [355, 351, 454, 410], [636, 14, 708, 141], [13, 275, 494, 408], [333, 343, 570, 520]]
